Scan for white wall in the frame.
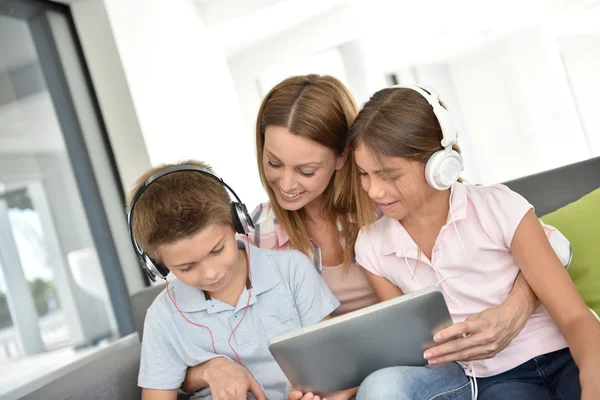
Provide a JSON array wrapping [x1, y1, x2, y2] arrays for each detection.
[[448, 26, 590, 184], [72, 0, 263, 210], [413, 64, 483, 183], [557, 33, 600, 156], [228, 3, 359, 139], [69, 0, 151, 194], [68, 0, 599, 207], [339, 40, 388, 106]]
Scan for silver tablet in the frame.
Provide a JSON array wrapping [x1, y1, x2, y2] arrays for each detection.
[[268, 286, 453, 396]]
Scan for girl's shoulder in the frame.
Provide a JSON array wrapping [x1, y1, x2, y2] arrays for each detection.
[[460, 182, 530, 212], [356, 215, 396, 248]]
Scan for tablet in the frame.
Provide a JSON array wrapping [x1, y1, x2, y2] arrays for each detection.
[[268, 286, 453, 396]]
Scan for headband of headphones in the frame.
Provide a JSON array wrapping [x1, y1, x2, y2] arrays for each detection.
[[388, 83, 458, 149], [127, 165, 253, 279]]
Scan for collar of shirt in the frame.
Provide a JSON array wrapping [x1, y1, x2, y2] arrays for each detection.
[[381, 183, 469, 258], [274, 220, 291, 247], [170, 239, 280, 314]]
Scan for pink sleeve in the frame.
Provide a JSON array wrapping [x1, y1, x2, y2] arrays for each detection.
[[355, 228, 384, 277], [482, 184, 534, 249]]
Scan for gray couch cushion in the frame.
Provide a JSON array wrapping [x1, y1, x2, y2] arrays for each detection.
[[131, 284, 164, 341], [130, 285, 192, 399], [20, 334, 142, 400], [502, 156, 600, 216]]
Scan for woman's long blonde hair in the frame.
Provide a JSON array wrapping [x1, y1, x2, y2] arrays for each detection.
[[256, 74, 374, 267]]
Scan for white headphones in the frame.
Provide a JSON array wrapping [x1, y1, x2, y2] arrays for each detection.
[[390, 84, 464, 190]]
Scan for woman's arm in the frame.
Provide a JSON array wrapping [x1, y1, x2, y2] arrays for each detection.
[[426, 272, 537, 363], [361, 255, 537, 364], [511, 209, 600, 398]]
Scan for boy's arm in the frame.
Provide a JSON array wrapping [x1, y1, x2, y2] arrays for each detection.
[[142, 389, 178, 400], [139, 309, 188, 393], [290, 252, 340, 326]]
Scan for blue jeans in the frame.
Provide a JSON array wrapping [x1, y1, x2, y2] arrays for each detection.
[[356, 362, 472, 400], [477, 348, 580, 399]]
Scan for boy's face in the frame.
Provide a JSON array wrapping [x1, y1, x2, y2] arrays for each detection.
[[159, 223, 243, 294]]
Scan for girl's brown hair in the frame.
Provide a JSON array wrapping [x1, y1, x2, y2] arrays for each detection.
[[256, 74, 374, 267], [348, 86, 462, 229]]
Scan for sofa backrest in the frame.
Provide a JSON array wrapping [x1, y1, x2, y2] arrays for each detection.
[[503, 156, 600, 216], [17, 334, 142, 400], [131, 284, 164, 341]]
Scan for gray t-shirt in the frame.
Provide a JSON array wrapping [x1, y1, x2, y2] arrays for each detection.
[[138, 241, 340, 399]]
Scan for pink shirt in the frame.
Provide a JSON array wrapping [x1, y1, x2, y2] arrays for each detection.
[[250, 202, 378, 316], [355, 182, 568, 377]]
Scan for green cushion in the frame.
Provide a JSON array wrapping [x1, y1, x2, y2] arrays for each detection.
[[540, 188, 600, 316]]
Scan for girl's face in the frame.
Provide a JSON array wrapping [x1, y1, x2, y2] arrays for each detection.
[[262, 125, 344, 211], [354, 143, 437, 221]]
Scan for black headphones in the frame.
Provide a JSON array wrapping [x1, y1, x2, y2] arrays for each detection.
[[127, 164, 255, 282]]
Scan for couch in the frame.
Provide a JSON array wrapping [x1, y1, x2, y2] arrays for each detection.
[[19, 156, 600, 399]]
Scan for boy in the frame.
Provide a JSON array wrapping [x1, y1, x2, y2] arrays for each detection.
[[128, 160, 339, 400]]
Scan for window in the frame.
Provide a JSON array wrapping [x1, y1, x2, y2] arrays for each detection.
[[0, 0, 139, 395]]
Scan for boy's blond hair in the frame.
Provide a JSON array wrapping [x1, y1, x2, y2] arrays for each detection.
[[126, 160, 232, 260]]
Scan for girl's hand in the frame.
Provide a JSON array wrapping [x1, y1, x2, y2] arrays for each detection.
[[425, 300, 529, 364], [288, 391, 323, 400], [288, 387, 358, 400]]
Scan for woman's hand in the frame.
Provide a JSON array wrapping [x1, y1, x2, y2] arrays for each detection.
[[424, 299, 530, 364]]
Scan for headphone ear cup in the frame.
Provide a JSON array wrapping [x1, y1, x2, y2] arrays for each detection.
[[425, 149, 464, 190], [144, 254, 169, 280], [231, 202, 247, 235]]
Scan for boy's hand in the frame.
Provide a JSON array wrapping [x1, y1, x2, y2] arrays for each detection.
[[288, 387, 358, 400], [202, 358, 266, 400]]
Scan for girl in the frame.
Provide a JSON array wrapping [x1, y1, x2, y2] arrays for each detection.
[[349, 84, 600, 399]]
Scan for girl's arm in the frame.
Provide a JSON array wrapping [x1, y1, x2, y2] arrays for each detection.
[[362, 268, 404, 301], [512, 209, 600, 398]]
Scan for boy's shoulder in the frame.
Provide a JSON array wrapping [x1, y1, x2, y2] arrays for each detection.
[[250, 244, 312, 277], [143, 284, 173, 322]]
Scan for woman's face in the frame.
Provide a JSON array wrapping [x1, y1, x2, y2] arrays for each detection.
[[262, 125, 344, 211]]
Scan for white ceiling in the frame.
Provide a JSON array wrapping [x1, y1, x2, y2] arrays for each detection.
[[196, 0, 600, 66]]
